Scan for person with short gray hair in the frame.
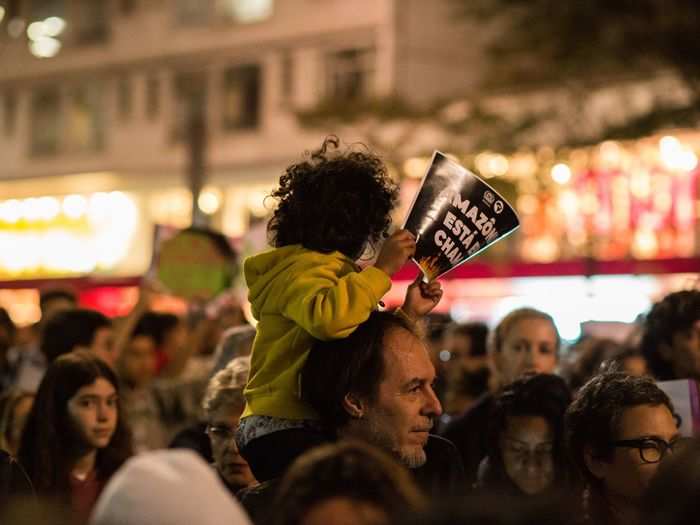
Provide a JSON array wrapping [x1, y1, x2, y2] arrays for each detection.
[[203, 356, 257, 496]]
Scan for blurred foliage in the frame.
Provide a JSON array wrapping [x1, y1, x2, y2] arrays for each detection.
[[296, 96, 431, 127], [451, 0, 700, 93], [449, 0, 700, 144], [297, 2, 700, 154]]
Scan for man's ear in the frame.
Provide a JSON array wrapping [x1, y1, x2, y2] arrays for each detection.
[[584, 445, 607, 481], [342, 393, 365, 419]]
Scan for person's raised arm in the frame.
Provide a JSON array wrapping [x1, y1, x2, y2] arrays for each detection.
[[112, 282, 153, 364], [280, 230, 416, 340], [400, 273, 443, 321], [373, 229, 416, 277]]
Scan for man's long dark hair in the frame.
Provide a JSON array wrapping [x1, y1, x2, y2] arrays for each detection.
[[302, 311, 414, 430]]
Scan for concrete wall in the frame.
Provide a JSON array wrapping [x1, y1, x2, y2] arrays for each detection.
[[0, 0, 487, 190], [0, 0, 393, 187], [393, 0, 486, 106]]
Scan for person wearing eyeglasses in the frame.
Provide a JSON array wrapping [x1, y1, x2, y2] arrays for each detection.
[[202, 356, 257, 496], [565, 372, 685, 525], [477, 373, 572, 497], [442, 307, 561, 485]]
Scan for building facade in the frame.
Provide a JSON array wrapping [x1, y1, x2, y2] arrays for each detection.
[[0, 0, 478, 280]]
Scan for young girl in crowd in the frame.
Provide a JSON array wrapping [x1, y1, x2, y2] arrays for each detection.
[[17, 350, 132, 524], [240, 136, 442, 480]]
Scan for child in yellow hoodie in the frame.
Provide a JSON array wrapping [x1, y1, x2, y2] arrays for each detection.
[[238, 137, 443, 481]]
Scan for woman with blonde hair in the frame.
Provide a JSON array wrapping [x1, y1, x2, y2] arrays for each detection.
[[17, 351, 133, 523], [442, 307, 561, 484]]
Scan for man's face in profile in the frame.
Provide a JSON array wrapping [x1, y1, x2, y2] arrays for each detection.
[[359, 326, 442, 468]]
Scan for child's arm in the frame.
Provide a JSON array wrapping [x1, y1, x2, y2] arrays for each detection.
[[280, 230, 416, 340], [280, 264, 391, 340], [401, 273, 444, 320], [374, 229, 416, 277]]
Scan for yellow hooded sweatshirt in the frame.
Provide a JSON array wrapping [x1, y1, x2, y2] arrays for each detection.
[[242, 244, 391, 420]]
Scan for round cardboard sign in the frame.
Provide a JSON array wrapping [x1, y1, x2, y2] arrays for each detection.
[[155, 229, 235, 301]]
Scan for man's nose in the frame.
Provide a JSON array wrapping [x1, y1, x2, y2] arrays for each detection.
[[423, 386, 443, 417]]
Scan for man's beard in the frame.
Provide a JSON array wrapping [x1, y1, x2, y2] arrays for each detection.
[[365, 411, 428, 469], [400, 447, 427, 469]]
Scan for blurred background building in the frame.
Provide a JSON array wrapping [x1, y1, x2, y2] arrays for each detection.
[[0, 0, 698, 341]]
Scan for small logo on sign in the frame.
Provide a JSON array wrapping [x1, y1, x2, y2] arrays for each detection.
[[483, 191, 495, 205], [493, 200, 504, 214]]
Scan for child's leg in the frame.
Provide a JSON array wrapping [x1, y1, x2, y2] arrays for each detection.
[[239, 427, 330, 482]]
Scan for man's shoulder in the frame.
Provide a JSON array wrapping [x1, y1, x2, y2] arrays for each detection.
[[425, 434, 460, 458], [413, 434, 467, 497]]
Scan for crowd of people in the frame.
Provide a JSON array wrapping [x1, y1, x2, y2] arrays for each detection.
[[0, 137, 699, 525]]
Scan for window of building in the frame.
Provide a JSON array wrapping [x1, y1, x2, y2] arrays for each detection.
[[175, 0, 211, 25], [280, 52, 293, 104], [117, 75, 132, 120], [25, 0, 66, 59], [75, 0, 109, 44], [217, 0, 273, 23], [146, 75, 160, 119], [65, 83, 104, 153], [222, 64, 260, 130], [173, 71, 207, 141], [29, 0, 65, 21], [31, 87, 61, 156], [3, 91, 16, 137], [325, 48, 376, 101]]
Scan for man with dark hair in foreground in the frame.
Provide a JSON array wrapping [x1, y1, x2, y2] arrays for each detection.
[[239, 311, 465, 522], [302, 310, 465, 495]]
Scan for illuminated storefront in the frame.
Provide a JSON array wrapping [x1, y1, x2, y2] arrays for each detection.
[[0, 177, 277, 324], [387, 131, 699, 340], [0, 131, 697, 337]]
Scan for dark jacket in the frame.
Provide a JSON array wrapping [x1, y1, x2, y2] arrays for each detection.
[[0, 449, 34, 506], [413, 434, 467, 498], [440, 393, 494, 485]]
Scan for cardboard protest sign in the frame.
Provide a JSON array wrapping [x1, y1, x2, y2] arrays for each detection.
[[657, 379, 700, 437], [149, 225, 237, 301], [403, 152, 520, 281]]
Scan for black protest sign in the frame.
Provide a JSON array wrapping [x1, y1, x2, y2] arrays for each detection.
[[403, 152, 520, 281]]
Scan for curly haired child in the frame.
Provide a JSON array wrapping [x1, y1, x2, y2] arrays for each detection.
[[239, 136, 443, 481]]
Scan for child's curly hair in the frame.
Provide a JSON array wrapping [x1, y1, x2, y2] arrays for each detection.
[[267, 136, 398, 259]]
